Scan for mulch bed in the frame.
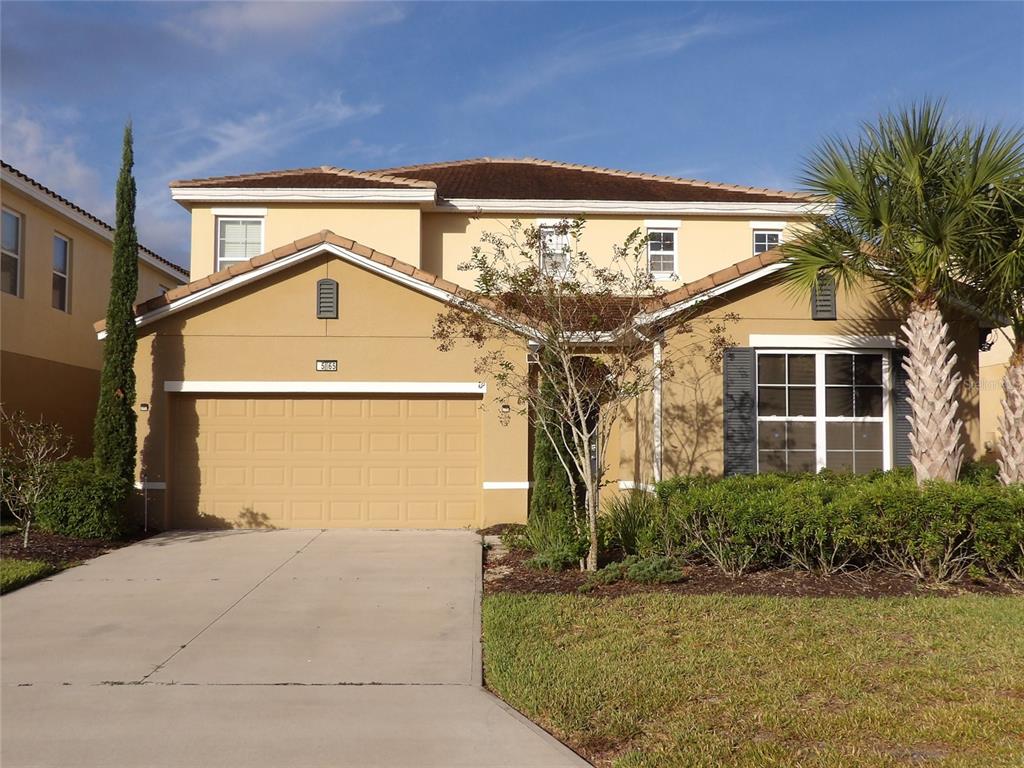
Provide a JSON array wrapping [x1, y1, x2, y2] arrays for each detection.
[[1, 529, 147, 568], [484, 546, 1022, 599]]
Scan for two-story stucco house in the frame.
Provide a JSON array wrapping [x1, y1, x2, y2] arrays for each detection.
[[110, 158, 983, 530], [1, 162, 189, 454]]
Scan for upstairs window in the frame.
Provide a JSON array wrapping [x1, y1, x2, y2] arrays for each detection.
[[647, 229, 676, 277], [753, 229, 781, 255], [217, 217, 263, 271], [538, 222, 570, 278], [52, 234, 71, 312], [2, 207, 22, 296]]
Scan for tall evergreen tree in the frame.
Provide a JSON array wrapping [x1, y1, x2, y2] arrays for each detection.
[[93, 123, 139, 482], [529, 372, 576, 523]]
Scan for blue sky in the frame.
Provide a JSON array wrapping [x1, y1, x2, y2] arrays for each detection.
[[2, 1, 1022, 267]]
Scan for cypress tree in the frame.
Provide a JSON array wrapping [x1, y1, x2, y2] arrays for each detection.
[[93, 123, 139, 482], [529, 373, 576, 521]]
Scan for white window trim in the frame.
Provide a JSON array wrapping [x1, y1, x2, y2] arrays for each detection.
[[749, 221, 787, 230], [52, 233, 71, 312], [752, 228, 783, 255], [2, 206, 23, 297], [215, 216, 264, 272], [646, 227, 677, 280], [163, 380, 487, 394], [211, 207, 268, 217], [749, 334, 898, 349], [536, 219, 571, 278], [755, 348, 892, 473], [644, 219, 680, 230]]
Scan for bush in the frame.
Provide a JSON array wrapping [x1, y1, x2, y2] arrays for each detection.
[[518, 509, 587, 571], [37, 458, 130, 539], [584, 555, 686, 590], [600, 491, 660, 556]]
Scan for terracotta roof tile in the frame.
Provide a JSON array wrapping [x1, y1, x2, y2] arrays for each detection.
[[644, 246, 787, 312], [373, 157, 812, 204], [2, 160, 188, 278], [170, 166, 435, 190]]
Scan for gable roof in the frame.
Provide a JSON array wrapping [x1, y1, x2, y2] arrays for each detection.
[[96, 229, 790, 338], [1, 161, 189, 280], [372, 158, 811, 203], [170, 166, 435, 190]]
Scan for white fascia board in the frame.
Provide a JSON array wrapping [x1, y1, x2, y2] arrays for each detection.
[[98, 241, 543, 342], [171, 188, 436, 203], [634, 261, 788, 326], [164, 381, 487, 394], [482, 481, 531, 490], [437, 199, 820, 216], [3, 168, 187, 282], [749, 334, 899, 349]]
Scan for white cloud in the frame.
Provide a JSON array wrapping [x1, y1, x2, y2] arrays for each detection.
[[1, 110, 110, 220], [160, 92, 381, 181], [165, 1, 405, 52]]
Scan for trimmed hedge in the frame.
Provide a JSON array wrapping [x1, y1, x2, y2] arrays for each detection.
[[37, 458, 130, 540], [602, 469, 1024, 582]]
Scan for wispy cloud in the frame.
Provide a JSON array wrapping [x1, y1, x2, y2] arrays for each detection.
[[164, 1, 405, 52], [465, 19, 736, 109], [159, 92, 381, 181]]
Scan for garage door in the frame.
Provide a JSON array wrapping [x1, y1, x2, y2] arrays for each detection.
[[169, 395, 482, 529]]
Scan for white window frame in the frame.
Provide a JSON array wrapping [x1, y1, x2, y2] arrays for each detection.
[[2, 206, 23, 297], [755, 348, 892, 474], [536, 219, 570, 279], [645, 221, 678, 280], [216, 216, 264, 272], [752, 228, 783, 256], [52, 233, 71, 312]]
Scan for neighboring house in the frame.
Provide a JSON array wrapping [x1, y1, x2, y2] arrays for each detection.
[[111, 158, 983, 530], [1, 162, 189, 454]]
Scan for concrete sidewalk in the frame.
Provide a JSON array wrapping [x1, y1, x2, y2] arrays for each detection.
[[1, 529, 587, 767]]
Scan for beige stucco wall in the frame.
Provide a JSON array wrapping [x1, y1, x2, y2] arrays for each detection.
[[978, 328, 1014, 459], [617, 279, 982, 483], [187, 204, 422, 281], [420, 212, 806, 289], [1, 182, 186, 452], [134, 251, 529, 529]]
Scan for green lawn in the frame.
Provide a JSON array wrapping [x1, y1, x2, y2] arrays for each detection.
[[0, 559, 57, 594], [483, 593, 1024, 767], [0, 524, 20, 537]]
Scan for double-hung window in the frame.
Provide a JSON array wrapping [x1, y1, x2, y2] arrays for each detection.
[[753, 229, 781, 255], [216, 217, 263, 271], [2, 207, 23, 296], [52, 234, 71, 312], [647, 230, 676, 277], [538, 222, 570, 278], [756, 350, 889, 474]]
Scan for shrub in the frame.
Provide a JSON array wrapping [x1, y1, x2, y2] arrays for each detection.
[[583, 555, 686, 589], [600, 491, 659, 556], [973, 485, 1024, 579], [37, 458, 130, 540], [520, 509, 587, 571]]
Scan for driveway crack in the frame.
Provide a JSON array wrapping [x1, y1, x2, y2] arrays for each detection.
[[137, 529, 326, 683]]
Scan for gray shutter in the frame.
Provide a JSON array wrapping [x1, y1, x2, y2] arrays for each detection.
[[811, 274, 837, 320], [723, 347, 757, 476], [892, 348, 912, 468], [316, 278, 338, 319]]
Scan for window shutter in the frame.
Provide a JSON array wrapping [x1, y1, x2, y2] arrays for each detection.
[[723, 347, 757, 476], [892, 348, 912, 468], [316, 278, 338, 319], [811, 273, 837, 320]]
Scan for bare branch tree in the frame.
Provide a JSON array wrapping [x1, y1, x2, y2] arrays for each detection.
[[0, 409, 71, 548], [433, 218, 734, 570]]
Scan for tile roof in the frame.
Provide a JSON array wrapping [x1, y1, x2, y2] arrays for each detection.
[[170, 166, 435, 190], [2, 161, 188, 278], [98, 230, 788, 334], [372, 157, 812, 203]]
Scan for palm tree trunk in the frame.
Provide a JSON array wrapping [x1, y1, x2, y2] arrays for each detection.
[[996, 344, 1024, 486], [901, 299, 965, 483]]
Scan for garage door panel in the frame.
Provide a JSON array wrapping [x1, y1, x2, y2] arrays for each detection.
[[170, 396, 482, 529]]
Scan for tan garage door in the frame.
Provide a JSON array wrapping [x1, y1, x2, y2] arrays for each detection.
[[169, 395, 482, 529]]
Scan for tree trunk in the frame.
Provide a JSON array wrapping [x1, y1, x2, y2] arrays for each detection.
[[585, 486, 599, 571], [901, 299, 964, 483], [996, 344, 1024, 486], [22, 518, 30, 549]]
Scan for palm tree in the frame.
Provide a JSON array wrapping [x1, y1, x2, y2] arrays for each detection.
[[782, 102, 1023, 484]]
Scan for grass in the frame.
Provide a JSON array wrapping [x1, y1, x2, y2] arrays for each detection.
[[0, 523, 20, 537], [483, 593, 1024, 767], [1, 558, 57, 594]]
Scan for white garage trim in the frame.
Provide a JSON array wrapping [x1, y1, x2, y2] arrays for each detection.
[[482, 481, 531, 490], [163, 380, 487, 394], [619, 480, 656, 492]]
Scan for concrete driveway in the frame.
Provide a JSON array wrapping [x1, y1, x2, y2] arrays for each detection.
[[1, 529, 587, 767]]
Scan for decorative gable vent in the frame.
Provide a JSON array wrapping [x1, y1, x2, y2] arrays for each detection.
[[316, 278, 339, 319], [811, 273, 837, 320]]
